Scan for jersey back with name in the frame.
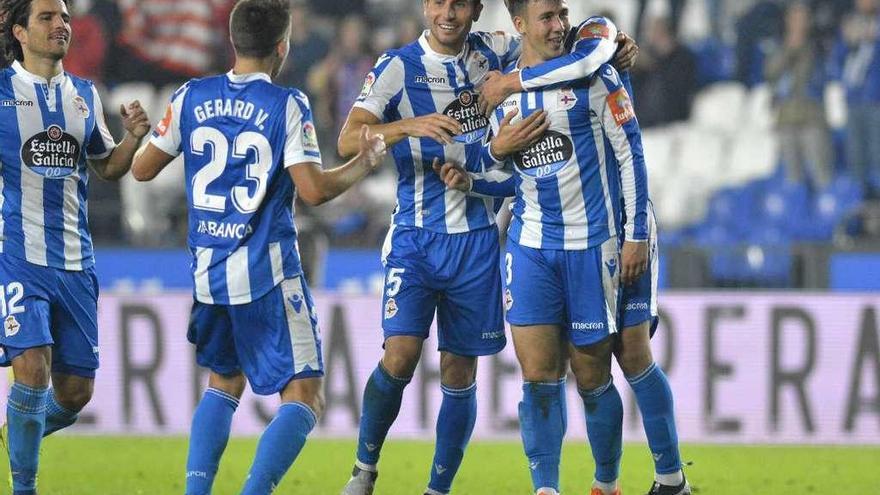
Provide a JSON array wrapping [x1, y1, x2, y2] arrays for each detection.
[[0, 61, 116, 271], [354, 32, 519, 234], [493, 63, 647, 250], [150, 72, 322, 305]]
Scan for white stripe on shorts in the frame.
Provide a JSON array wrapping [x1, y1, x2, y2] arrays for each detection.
[[281, 277, 320, 374]]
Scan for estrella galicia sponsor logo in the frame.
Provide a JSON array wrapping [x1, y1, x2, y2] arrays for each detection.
[[21, 124, 80, 179], [443, 90, 488, 144], [513, 130, 573, 178], [1, 99, 34, 107]]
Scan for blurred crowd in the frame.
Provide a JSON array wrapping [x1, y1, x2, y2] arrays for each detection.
[[64, 0, 880, 252]]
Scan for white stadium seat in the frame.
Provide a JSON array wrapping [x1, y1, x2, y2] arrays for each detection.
[[690, 81, 748, 133]]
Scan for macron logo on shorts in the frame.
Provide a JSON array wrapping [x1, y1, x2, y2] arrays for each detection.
[[288, 294, 303, 314]]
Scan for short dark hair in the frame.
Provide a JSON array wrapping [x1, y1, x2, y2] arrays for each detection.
[[506, 0, 560, 16], [0, 0, 68, 65], [230, 0, 291, 59]]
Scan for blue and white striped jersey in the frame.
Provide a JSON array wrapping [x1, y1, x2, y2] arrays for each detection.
[[150, 72, 321, 305], [353, 29, 616, 234], [473, 63, 649, 250], [0, 61, 116, 271]]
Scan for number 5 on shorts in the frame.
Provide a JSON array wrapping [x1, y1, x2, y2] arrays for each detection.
[[386, 268, 405, 297]]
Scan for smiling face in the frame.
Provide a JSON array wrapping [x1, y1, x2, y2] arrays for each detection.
[[513, 0, 570, 62], [423, 0, 482, 53], [14, 0, 71, 62]]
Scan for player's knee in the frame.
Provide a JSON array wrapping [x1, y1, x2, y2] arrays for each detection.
[[573, 366, 611, 392], [56, 386, 93, 412], [12, 348, 51, 387], [520, 357, 561, 383], [617, 347, 653, 377], [309, 389, 326, 419], [440, 353, 476, 388], [209, 371, 246, 399]]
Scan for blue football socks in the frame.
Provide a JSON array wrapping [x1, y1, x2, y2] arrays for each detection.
[[7, 382, 48, 494], [185, 388, 239, 495], [355, 363, 411, 467], [519, 380, 566, 491], [42, 389, 78, 437], [427, 382, 477, 494], [627, 362, 682, 477], [580, 379, 623, 484], [240, 401, 316, 494]]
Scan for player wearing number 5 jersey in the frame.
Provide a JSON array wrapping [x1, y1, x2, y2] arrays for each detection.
[[131, 1, 387, 494]]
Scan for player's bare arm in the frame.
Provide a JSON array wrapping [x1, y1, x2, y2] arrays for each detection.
[[293, 125, 387, 206], [620, 240, 649, 286], [337, 107, 462, 158], [90, 101, 151, 181], [478, 31, 639, 116]]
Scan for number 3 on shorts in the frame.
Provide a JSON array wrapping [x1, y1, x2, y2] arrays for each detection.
[[505, 252, 513, 285], [386, 268, 405, 297]]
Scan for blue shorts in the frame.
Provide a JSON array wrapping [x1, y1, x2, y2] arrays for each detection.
[[620, 206, 659, 335], [504, 237, 620, 347], [188, 276, 323, 396], [380, 225, 505, 356], [0, 255, 99, 378]]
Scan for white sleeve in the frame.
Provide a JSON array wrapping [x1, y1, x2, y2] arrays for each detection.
[[284, 91, 323, 168], [148, 83, 189, 158], [351, 53, 405, 121], [85, 85, 117, 160]]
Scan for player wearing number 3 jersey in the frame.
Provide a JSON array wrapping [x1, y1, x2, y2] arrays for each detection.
[[131, 1, 387, 494]]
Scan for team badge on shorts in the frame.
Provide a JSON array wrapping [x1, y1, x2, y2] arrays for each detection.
[[384, 298, 398, 319], [4, 315, 21, 337], [504, 289, 514, 311]]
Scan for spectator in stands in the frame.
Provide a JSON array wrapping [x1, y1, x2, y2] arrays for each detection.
[[833, 0, 880, 198], [765, 2, 832, 190], [63, 0, 107, 82], [735, 0, 785, 87], [276, 0, 329, 90], [635, 0, 686, 38], [631, 16, 697, 128], [107, 0, 235, 86], [307, 14, 376, 136]]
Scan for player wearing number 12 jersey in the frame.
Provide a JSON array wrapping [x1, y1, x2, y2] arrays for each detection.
[[131, 1, 387, 494]]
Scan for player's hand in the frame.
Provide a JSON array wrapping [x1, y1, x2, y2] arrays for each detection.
[[490, 108, 549, 159], [403, 113, 462, 145], [478, 70, 518, 117], [358, 124, 387, 169], [612, 31, 639, 72], [620, 240, 648, 286], [120, 101, 151, 139], [432, 158, 470, 192]]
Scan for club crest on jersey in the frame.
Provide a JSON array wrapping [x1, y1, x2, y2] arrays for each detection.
[[607, 88, 635, 126], [443, 90, 489, 144], [384, 298, 398, 319], [21, 124, 81, 179], [504, 289, 513, 311], [4, 315, 21, 338], [72, 95, 90, 118], [579, 22, 610, 40], [513, 130, 573, 178], [558, 89, 578, 111], [359, 72, 376, 100]]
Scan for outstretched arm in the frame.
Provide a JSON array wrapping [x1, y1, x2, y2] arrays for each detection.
[[294, 125, 387, 206], [91, 101, 152, 181]]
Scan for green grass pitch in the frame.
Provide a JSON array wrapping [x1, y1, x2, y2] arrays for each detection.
[[2, 437, 877, 494]]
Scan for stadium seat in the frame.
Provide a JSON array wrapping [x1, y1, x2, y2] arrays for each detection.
[[744, 83, 774, 130], [690, 81, 748, 133], [725, 129, 779, 186]]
